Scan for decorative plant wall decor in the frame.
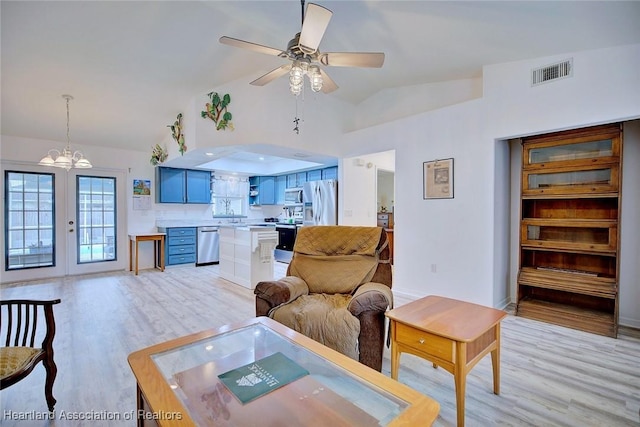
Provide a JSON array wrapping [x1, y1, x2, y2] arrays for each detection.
[[201, 92, 233, 131], [168, 113, 186, 155], [150, 144, 168, 165]]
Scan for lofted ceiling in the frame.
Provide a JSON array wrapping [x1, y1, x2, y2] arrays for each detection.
[[2, 1, 639, 172]]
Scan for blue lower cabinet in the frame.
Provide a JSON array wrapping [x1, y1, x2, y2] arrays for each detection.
[[165, 227, 196, 265]]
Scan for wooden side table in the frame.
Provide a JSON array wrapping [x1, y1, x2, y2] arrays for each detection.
[[129, 233, 166, 275], [386, 296, 507, 427]]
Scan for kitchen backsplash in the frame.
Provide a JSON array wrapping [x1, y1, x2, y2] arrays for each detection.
[[155, 203, 289, 226]]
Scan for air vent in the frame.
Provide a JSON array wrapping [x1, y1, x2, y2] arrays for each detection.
[[532, 59, 572, 86]]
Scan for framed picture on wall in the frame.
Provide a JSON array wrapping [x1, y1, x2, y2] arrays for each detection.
[[423, 158, 454, 199]]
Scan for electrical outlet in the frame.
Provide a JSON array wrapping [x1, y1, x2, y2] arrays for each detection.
[[431, 264, 437, 273], [344, 210, 353, 217]]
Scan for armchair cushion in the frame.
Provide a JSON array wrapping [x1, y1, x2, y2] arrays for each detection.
[[0, 347, 42, 381], [271, 294, 360, 360], [348, 282, 394, 317]]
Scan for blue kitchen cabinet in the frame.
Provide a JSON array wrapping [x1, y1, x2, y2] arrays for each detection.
[[275, 175, 287, 204], [306, 169, 322, 181], [322, 166, 338, 180], [259, 176, 275, 205], [186, 169, 211, 204], [156, 167, 211, 204], [164, 227, 196, 265], [296, 172, 307, 186], [156, 167, 185, 203], [249, 176, 276, 205], [286, 173, 297, 188], [286, 172, 307, 188]]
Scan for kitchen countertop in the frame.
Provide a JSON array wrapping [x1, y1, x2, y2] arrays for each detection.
[[156, 220, 279, 229]]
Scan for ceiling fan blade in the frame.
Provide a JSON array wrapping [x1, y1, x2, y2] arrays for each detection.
[[219, 36, 285, 57], [319, 69, 338, 94], [320, 52, 385, 68], [250, 64, 292, 86], [299, 3, 333, 54]]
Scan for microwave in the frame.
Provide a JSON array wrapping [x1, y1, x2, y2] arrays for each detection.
[[284, 188, 303, 205]]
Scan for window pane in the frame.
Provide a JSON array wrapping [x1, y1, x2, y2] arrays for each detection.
[[5, 171, 55, 270], [76, 176, 117, 263]]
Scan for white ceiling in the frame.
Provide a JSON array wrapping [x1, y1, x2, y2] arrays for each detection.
[[2, 1, 639, 172]]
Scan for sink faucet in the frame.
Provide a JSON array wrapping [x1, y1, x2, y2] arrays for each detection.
[[230, 209, 238, 223]]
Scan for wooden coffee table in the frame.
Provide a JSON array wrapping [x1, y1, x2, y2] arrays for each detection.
[[386, 296, 507, 427], [129, 317, 439, 426]]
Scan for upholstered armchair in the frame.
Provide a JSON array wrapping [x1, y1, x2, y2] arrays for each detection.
[[0, 299, 61, 412], [254, 226, 392, 371]]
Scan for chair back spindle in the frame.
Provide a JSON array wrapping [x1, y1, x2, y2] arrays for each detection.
[[1, 298, 61, 412]]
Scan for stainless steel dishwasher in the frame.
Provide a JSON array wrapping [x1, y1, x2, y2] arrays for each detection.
[[196, 226, 219, 266]]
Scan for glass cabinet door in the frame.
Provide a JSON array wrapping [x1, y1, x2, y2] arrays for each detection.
[[526, 139, 615, 165], [523, 165, 620, 196]]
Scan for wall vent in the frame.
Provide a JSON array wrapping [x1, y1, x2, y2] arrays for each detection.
[[532, 59, 573, 86]]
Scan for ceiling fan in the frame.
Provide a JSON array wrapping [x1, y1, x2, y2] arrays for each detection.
[[219, 0, 384, 95]]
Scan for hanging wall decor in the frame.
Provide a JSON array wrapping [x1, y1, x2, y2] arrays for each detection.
[[201, 92, 234, 131], [423, 158, 454, 199], [150, 144, 168, 166], [168, 113, 186, 155]]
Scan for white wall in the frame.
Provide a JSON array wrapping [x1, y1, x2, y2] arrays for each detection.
[[350, 78, 482, 131], [339, 44, 640, 326]]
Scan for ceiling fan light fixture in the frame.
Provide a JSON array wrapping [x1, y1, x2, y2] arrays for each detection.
[[309, 65, 323, 92], [290, 82, 303, 96], [289, 61, 304, 86]]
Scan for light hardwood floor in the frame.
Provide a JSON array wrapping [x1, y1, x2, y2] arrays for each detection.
[[1, 264, 639, 426]]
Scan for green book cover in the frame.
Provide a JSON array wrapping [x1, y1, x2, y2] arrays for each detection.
[[218, 352, 309, 404]]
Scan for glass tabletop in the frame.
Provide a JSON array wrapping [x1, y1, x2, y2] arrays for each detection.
[[150, 322, 409, 426]]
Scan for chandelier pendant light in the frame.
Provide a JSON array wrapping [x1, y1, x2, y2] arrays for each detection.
[[39, 94, 92, 170]]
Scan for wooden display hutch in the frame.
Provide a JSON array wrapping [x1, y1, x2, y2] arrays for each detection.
[[516, 123, 623, 337]]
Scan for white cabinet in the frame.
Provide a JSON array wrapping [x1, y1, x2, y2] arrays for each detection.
[[219, 226, 278, 289]]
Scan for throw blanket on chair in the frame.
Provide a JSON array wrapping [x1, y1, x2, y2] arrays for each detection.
[[271, 294, 360, 360]]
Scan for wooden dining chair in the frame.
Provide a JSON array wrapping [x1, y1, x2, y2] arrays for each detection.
[[0, 299, 61, 412]]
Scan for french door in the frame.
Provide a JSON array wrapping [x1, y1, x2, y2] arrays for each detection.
[[66, 169, 127, 276], [2, 162, 126, 283]]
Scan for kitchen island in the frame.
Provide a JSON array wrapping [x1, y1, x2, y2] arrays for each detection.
[[219, 225, 278, 289]]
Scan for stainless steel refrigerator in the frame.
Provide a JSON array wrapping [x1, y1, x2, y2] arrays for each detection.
[[303, 179, 338, 226]]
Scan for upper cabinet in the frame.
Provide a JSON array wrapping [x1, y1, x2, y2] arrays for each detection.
[[249, 176, 276, 206], [306, 169, 322, 181], [156, 167, 185, 203], [251, 166, 338, 205], [275, 175, 287, 205], [322, 166, 338, 180], [186, 170, 212, 203], [156, 167, 211, 204], [286, 172, 307, 188]]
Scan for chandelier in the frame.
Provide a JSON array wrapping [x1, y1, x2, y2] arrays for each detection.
[[39, 94, 92, 170], [289, 60, 322, 96]]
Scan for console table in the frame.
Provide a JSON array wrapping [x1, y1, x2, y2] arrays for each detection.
[[386, 296, 507, 427], [129, 233, 165, 275]]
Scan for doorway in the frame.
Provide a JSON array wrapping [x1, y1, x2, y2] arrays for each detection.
[[376, 169, 395, 214]]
